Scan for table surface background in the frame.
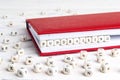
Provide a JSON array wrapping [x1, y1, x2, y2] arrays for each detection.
[[0, 0, 120, 80]]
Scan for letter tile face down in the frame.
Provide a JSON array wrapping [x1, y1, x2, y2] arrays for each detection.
[[17, 48, 25, 56], [20, 35, 28, 42], [7, 63, 16, 72], [111, 48, 119, 57], [46, 57, 55, 67], [82, 60, 91, 69], [69, 60, 78, 69], [46, 67, 58, 76], [63, 55, 74, 63], [100, 63, 110, 73], [1, 45, 8, 52], [97, 56, 105, 63], [33, 63, 42, 73], [10, 55, 19, 63], [13, 42, 21, 49], [79, 50, 88, 60], [61, 64, 72, 75], [3, 38, 10, 44], [96, 48, 105, 57], [10, 31, 18, 36], [84, 68, 93, 77], [17, 67, 28, 78], [25, 56, 33, 65]]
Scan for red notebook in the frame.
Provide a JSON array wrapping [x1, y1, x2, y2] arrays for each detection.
[[26, 12, 120, 56]]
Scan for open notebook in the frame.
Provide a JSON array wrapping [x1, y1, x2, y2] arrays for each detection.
[[26, 12, 120, 56]]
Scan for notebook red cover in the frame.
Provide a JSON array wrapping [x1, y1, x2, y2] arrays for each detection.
[[26, 12, 120, 56]]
